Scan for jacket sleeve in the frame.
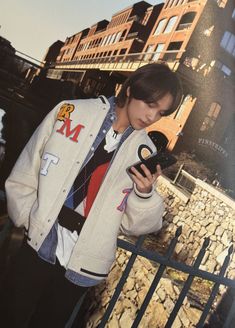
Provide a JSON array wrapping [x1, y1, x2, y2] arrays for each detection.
[[120, 186, 164, 236], [5, 101, 64, 228]]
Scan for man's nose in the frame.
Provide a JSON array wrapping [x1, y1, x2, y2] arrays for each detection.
[[146, 109, 158, 122]]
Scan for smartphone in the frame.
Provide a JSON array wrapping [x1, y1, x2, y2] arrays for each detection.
[[126, 151, 177, 177]]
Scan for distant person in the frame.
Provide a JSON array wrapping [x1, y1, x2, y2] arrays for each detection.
[[1, 63, 182, 327]]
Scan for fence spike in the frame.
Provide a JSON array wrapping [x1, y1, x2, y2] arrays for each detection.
[[175, 226, 182, 237], [228, 244, 233, 255], [202, 237, 210, 249]]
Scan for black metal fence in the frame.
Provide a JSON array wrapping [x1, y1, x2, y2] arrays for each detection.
[[1, 217, 234, 327], [96, 227, 235, 328]]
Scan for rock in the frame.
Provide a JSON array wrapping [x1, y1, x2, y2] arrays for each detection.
[[173, 215, 180, 224], [117, 253, 126, 266], [172, 315, 182, 328], [214, 244, 224, 257], [217, 248, 229, 266], [122, 298, 137, 314], [157, 287, 166, 302], [210, 235, 217, 241], [123, 277, 135, 293], [215, 226, 224, 236], [119, 309, 134, 328], [206, 259, 217, 272], [164, 297, 175, 314], [218, 209, 225, 216], [198, 227, 207, 237], [107, 314, 120, 328], [138, 313, 151, 328], [161, 278, 175, 297], [201, 250, 210, 265], [221, 232, 231, 247], [179, 307, 190, 327], [126, 290, 138, 300], [175, 242, 184, 255], [136, 287, 148, 304], [184, 306, 202, 325], [148, 302, 168, 327], [209, 241, 217, 252]]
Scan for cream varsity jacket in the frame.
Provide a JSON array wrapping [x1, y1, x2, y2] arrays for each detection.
[[5, 96, 164, 282]]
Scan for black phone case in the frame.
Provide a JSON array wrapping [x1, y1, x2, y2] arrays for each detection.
[[127, 152, 177, 177]]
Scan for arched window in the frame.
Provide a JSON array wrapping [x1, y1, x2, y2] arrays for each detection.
[[200, 102, 221, 132], [176, 12, 196, 30], [153, 18, 167, 36], [163, 16, 178, 34]]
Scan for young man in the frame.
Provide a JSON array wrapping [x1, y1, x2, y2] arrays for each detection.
[[1, 63, 182, 327]]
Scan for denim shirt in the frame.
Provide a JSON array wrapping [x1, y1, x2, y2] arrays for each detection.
[[38, 96, 133, 287]]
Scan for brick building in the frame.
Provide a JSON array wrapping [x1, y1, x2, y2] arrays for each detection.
[[145, 0, 235, 191], [48, 1, 164, 96], [46, 0, 235, 191]]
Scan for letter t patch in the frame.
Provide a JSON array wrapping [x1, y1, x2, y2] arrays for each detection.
[[40, 153, 59, 176]]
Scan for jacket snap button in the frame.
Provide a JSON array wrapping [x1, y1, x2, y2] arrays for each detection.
[[77, 222, 81, 226]]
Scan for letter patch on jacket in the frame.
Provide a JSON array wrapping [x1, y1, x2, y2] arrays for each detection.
[[117, 188, 132, 212], [56, 118, 85, 143], [40, 153, 59, 176], [57, 103, 75, 121]]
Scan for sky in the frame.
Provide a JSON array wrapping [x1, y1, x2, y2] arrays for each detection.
[[0, 0, 163, 62]]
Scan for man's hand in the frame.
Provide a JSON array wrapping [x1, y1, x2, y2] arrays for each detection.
[[129, 164, 162, 194]]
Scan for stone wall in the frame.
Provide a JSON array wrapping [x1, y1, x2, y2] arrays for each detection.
[[157, 175, 235, 278], [82, 175, 235, 328]]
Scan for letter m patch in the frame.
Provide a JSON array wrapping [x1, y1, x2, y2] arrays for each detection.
[[56, 118, 85, 143]]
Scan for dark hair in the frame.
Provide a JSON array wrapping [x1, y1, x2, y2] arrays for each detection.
[[116, 63, 183, 116]]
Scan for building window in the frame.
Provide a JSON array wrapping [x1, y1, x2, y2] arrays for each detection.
[[110, 33, 116, 44], [163, 41, 183, 61], [220, 31, 235, 57], [232, 8, 235, 20], [144, 44, 155, 60], [153, 18, 167, 36], [120, 29, 127, 41], [115, 31, 122, 43], [152, 43, 165, 61], [142, 11, 151, 25], [176, 11, 196, 30], [120, 48, 127, 55], [174, 94, 192, 119], [166, 0, 175, 8], [215, 60, 232, 76], [200, 103, 221, 132], [163, 16, 178, 34]]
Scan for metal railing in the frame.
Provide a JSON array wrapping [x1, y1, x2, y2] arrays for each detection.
[[172, 164, 197, 194], [51, 49, 185, 73], [97, 228, 235, 328], [1, 213, 234, 327]]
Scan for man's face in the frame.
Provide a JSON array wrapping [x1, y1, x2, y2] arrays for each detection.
[[125, 92, 174, 130]]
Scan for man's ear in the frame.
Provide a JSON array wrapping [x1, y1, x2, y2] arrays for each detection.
[[126, 86, 130, 97]]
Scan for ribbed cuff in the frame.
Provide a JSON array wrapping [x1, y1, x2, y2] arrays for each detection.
[[134, 183, 154, 199]]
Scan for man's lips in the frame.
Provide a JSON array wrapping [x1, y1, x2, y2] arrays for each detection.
[[139, 119, 149, 127]]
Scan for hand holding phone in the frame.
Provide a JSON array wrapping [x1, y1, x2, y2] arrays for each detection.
[[126, 151, 177, 178]]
